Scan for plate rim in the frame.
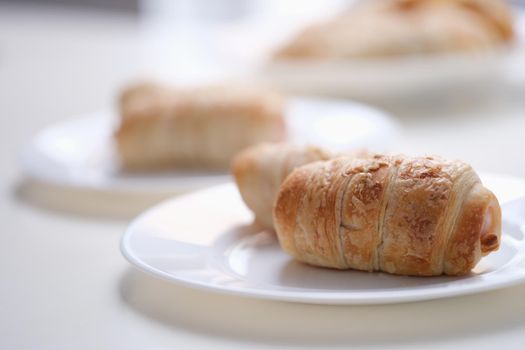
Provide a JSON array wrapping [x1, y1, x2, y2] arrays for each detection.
[[120, 179, 525, 305]]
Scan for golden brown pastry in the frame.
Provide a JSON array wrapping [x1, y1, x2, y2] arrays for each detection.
[[273, 155, 501, 276], [232, 143, 333, 229], [115, 82, 286, 169], [275, 0, 514, 59]]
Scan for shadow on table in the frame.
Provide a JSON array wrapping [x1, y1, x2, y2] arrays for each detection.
[[119, 267, 525, 347], [13, 178, 176, 221]]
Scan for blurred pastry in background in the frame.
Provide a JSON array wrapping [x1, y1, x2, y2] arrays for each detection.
[[275, 0, 514, 60], [115, 82, 286, 170]]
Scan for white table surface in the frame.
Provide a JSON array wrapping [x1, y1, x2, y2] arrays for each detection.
[[2, 4, 525, 350]]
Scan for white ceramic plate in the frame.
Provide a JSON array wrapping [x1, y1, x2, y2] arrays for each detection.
[[19, 98, 399, 195], [121, 173, 525, 305], [260, 50, 512, 100]]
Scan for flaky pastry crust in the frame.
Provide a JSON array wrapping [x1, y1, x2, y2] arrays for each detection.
[[273, 155, 501, 276]]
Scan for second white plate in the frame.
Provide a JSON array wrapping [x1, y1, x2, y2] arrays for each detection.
[[19, 97, 399, 195], [260, 50, 512, 100]]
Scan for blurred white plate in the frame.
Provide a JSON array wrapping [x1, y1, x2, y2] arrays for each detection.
[[19, 98, 399, 195], [261, 50, 511, 99], [121, 174, 525, 305]]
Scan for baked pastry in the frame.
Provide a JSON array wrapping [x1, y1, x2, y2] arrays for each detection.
[[275, 0, 514, 59], [273, 155, 501, 276], [232, 143, 333, 229], [115, 82, 286, 169]]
